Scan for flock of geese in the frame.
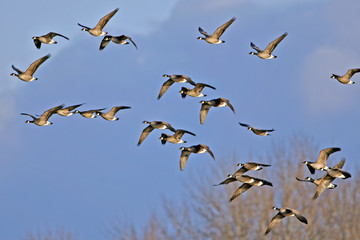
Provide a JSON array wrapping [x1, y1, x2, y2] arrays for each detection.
[[10, 7, 357, 237]]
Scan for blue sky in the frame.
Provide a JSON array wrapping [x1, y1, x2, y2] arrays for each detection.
[[1, 0, 360, 239]]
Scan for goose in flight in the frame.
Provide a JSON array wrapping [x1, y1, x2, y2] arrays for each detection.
[[197, 17, 236, 44]]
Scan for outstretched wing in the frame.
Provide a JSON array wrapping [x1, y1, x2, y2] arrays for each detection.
[[263, 32, 288, 54], [24, 54, 51, 75], [33, 39, 42, 49], [124, 35, 138, 50], [194, 83, 216, 92], [99, 36, 111, 50], [200, 103, 211, 125], [201, 144, 215, 160], [239, 122, 250, 128], [344, 68, 360, 79], [250, 42, 262, 53], [214, 177, 237, 186], [40, 104, 64, 121], [77, 23, 90, 30], [212, 17, 236, 39], [264, 212, 285, 236], [46, 32, 69, 40], [157, 80, 174, 99], [198, 27, 211, 38], [221, 98, 235, 113], [137, 125, 154, 146], [229, 184, 252, 202], [173, 129, 196, 138], [94, 8, 119, 30], [12, 65, 23, 74], [180, 150, 191, 171], [316, 147, 341, 165], [21, 113, 37, 120]]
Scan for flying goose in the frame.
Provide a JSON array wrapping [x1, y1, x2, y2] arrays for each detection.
[[78, 8, 119, 36], [199, 98, 235, 124], [10, 54, 51, 82], [249, 32, 288, 59], [21, 104, 64, 126], [159, 129, 196, 145], [331, 68, 360, 84], [303, 147, 341, 174], [137, 121, 176, 146], [239, 122, 274, 136], [214, 174, 272, 202], [265, 207, 308, 236], [56, 104, 84, 117], [180, 83, 216, 98], [179, 144, 215, 171], [96, 106, 131, 121], [32, 32, 69, 49], [158, 74, 196, 99], [197, 17, 236, 44], [234, 162, 271, 176], [99, 35, 137, 50], [74, 108, 106, 118], [313, 158, 350, 199], [296, 177, 337, 189]]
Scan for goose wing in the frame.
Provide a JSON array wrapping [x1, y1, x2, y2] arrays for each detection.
[[264, 212, 285, 236], [77, 23, 90, 30], [12, 65, 23, 74], [157, 79, 174, 99], [33, 38, 42, 49], [344, 68, 360, 79], [263, 32, 288, 54], [20, 113, 37, 120], [94, 8, 119, 30], [212, 17, 236, 39], [24, 54, 51, 75], [220, 98, 235, 113], [229, 183, 252, 202], [123, 35, 138, 49], [200, 144, 215, 160], [40, 104, 64, 121], [99, 36, 111, 50], [290, 209, 308, 224], [180, 150, 192, 171], [250, 42, 262, 53], [46, 32, 69, 40], [200, 103, 211, 125], [108, 106, 131, 116], [193, 83, 216, 92], [198, 27, 211, 38], [316, 147, 341, 164], [137, 125, 154, 146], [173, 129, 196, 139]]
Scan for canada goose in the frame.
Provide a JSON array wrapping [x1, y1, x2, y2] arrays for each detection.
[[99, 35, 137, 50], [32, 32, 69, 49], [265, 207, 308, 236], [10, 54, 50, 82], [313, 158, 349, 199], [215, 174, 272, 186], [78, 8, 119, 36], [295, 177, 337, 189], [331, 68, 360, 84], [159, 129, 196, 145], [179, 144, 215, 171], [158, 74, 196, 99], [234, 162, 271, 176], [56, 104, 84, 117], [238, 122, 274, 136], [180, 83, 216, 98], [137, 121, 176, 146], [303, 147, 341, 174], [74, 108, 105, 118], [21, 104, 64, 126], [199, 98, 235, 124], [197, 17, 236, 44], [249, 32, 288, 59], [214, 174, 272, 201], [96, 106, 131, 121]]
